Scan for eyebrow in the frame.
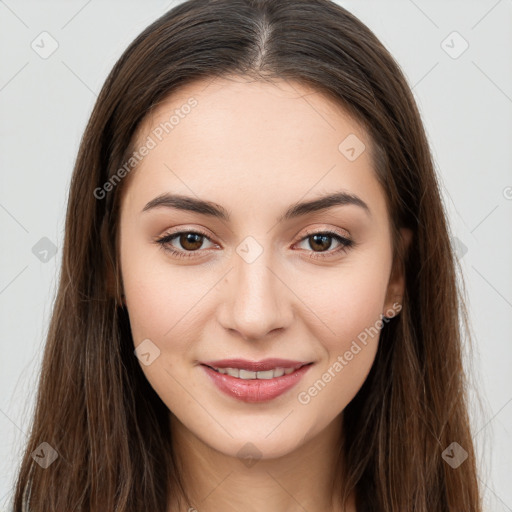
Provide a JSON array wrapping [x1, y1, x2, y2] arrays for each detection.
[[142, 191, 371, 221]]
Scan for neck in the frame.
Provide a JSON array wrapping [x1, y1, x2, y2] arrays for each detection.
[[168, 412, 356, 512]]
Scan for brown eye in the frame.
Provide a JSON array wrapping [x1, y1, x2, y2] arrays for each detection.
[[295, 230, 354, 260], [155, 229, 216, 259], [308, 233, 334, 252], [178, 232, 204, 251]]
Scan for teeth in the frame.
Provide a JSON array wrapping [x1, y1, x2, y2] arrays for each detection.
[[239, 369, 257, 379], [213, 366, 298, 379], [255, 370, 274, 380], [226, 368, 239, 378]]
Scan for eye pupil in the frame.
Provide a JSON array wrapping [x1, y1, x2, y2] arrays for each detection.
[[180, 233, 203, 251], [310, 234, 332, 252]]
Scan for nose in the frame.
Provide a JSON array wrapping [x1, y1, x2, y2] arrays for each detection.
[[217, 247, 294, 342]]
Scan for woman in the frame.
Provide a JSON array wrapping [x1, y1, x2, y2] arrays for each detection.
[[12, 0, 481, 510]]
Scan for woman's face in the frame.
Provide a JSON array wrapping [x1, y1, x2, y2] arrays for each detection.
[[118, 76, 406, 460]]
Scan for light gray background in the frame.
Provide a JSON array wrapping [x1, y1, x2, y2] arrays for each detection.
[[1, 1, 511, 510]]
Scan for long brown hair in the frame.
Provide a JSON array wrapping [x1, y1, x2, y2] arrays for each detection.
[[12, 0, 481, 510]]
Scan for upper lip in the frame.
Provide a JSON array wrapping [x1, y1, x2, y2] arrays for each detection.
[[201, 358, 312, 372]]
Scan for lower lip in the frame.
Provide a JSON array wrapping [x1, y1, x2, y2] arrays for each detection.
[[201, 364, 313, 403]]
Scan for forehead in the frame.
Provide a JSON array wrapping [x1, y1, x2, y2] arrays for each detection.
[[124, 76, 387, 221], [136, 75, 364, 154]]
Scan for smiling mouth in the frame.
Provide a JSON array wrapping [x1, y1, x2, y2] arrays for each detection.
[[200, 361, 314, 403], [202, 363, 312, 380]]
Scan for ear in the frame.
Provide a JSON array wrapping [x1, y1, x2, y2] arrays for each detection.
[[383, 227, 413, 317]]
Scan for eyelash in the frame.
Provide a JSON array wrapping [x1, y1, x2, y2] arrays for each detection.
[[155, 228, 354, 261]]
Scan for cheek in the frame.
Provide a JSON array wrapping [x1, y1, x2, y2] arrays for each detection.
[[120, 227, 206, 343], [121, 261, 209, 410], [305, 254, 390, 348], [123, 264, 210, 346], [295, 258, 390, 415]]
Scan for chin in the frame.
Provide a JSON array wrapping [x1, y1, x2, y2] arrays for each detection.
[[192, 418, 316, 462]]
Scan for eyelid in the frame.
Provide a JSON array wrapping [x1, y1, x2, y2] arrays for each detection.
[[156, 225, 216, 242], [156, 225, 351, 245], [298, 225, 351, 242], [155, 225, 354, 259], [154, 226, 218, 249], [293, 227, 354, 257]]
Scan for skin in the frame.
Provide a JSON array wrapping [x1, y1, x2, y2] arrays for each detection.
[[118, 75, 410, 512]]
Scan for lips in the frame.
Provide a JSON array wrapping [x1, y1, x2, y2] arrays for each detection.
[[201, 358, 309, 372], [200, 358, 314, 402], [208, 367, 296, 379]]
